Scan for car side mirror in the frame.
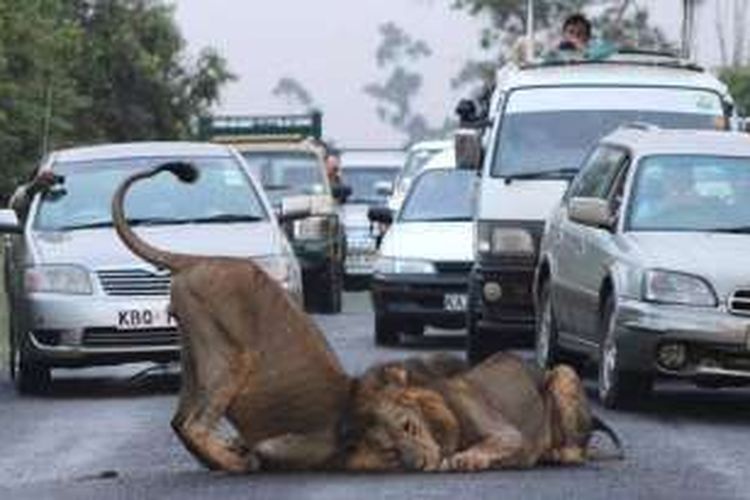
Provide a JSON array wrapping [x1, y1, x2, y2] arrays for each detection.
[[332, 184, 352, 204], [0, 209, 21, 234], [277, 196, 312, 222], [568, 197, 614, 230], [368, 205, 393, 225], [454, 128, 483, 171], [374, 180, 393, 197]]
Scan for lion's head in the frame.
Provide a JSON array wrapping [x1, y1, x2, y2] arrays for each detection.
[[342, 364, 460, 472]]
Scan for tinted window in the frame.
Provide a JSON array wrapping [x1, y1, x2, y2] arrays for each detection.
[[241, 151, 326, 204], [627, 155, 750, 232], [491, 87, 724, 177], [341, 167, 399, 204], [568, 146, 628, 199], [34, 157, 267, 231], [399, 170, 475, 222]]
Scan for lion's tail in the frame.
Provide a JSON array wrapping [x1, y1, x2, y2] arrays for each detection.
[[111, 161, 199, 272], [589, 414, 624, 460]]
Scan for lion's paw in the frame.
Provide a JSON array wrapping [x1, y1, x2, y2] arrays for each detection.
[[446, 451, 491, 472]]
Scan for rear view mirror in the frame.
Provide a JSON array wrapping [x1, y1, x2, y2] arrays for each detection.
[[0, 209, 21, 234], [367, 206, 393, 225], [374, 180, 393, 197], [278, 196, 312, 222], [454, 128, 483, 170], [568, 197, 614, 230]]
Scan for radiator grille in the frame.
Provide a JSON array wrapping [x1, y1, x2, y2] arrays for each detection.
[[729, 289, 750, 316], [97, 269, 171, 297], [82, 327, 179, 347]]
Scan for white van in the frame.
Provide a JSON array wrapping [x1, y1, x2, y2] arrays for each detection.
[[457, 50, 737, 363]]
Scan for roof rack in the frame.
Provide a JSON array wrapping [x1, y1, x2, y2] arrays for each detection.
[[198, 111, 322, 141], [521, 45, 704, 73]]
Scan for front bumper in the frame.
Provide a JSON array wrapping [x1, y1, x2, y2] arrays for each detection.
[[370, 273, 469, 329], [21, 292, 180, 367], [470, 261, 536, 339], [615, 297, 750, 385]]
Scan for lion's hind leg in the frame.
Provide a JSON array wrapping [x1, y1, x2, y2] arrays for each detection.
[[543, 364, 591, 465], [170, 288, 259, 473]]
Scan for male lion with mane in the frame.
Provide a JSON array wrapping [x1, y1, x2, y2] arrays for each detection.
[[343, 352, 622, 472], [112, 161, 352, 472]]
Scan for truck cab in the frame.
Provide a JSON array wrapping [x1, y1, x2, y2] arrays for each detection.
[[457, 50, 736, 362], [200, 112, 346, 314]]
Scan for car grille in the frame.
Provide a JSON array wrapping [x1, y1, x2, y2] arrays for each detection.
[[97, 269, 171, 297], [728, 289, 750, 316], [434, 261, 473, 275], [82, 327, 179, 347]]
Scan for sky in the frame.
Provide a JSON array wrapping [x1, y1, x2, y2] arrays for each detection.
[[173, 0, 737, 148]]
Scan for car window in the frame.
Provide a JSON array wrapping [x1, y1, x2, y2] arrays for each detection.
[[240, 151, 327, 205], [392, 147, 444, 194], [341, 167, 399, 204], [491, 87, 724, 178], [627, 154, 750, 232], [568, 146, 628, 200], [399, 169, 475, 222], [33, 156, 268, 231]]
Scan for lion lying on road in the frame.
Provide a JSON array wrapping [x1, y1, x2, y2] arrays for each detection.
[[112, 162, 352, 472], [343, 352, 622, 471]]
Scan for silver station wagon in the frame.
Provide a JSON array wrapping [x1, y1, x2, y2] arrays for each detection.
[[1, 142, 302, 394], [535, 126, 750, 408]]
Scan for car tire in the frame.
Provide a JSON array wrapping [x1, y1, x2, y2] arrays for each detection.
[[535, 280, 560, 370], [466, 301, 495, 364], [598, 294, 652, 409], [13, 346, 51, 396], [308, 262, 343, 315], [375, 314, 399, 346]]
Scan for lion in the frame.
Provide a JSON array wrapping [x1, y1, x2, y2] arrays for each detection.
[[112, 161, 353, 472], [343, 352, 622, 472]]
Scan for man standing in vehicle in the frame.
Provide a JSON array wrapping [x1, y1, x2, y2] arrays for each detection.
[[9, 169, 58, 221], [558, 13, 591, 51]]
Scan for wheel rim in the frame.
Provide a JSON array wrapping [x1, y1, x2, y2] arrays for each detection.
[[535, 295, 552, 368]]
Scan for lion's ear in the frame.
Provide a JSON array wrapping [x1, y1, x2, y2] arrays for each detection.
[[383, 366, 409, 386]]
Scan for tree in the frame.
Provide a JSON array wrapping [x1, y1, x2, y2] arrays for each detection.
[[363, 22, 452, 145], [272, 77, 317, 111]]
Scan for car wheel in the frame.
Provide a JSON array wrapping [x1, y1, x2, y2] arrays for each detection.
[[598, 294, 652, 409], [535, 280, 560, 370], [375, 314, 399, 346], [318, 263, 344, 314], [14, 347, 51, 396]]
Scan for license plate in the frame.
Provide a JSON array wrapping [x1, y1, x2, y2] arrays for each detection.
[[444, 293, 468, 312], [117, 308, 175, 330]]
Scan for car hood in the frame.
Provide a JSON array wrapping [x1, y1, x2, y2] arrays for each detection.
[[341, 203, 370, 230], [623, 231, 750, 290], [30, 223, 284, 268], [380, 222, 473, 261]]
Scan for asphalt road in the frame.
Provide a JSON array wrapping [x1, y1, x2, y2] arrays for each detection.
[[2, 292, 750, 500]]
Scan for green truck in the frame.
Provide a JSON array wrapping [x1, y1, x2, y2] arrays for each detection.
[[199, 112, 346, 314]]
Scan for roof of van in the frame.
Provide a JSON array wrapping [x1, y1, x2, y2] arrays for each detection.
[[602, 128, 750, 157], [51, 142, 234, 163], [496, 62, 729, 97]]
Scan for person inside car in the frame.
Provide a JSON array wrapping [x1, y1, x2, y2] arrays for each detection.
[[558, 13, 591, 51]]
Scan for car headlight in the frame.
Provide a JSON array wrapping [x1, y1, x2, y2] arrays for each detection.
[[24, 265, 93, 295], [477, 221, 535, 257], [293, 216, 328, 240], [254, 255, 300, 292], [374, 257, 436, 275], [642, 269, 717, 307]]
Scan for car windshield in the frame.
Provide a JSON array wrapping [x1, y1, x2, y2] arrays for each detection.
[[33, 156, 268, 231], [240, 151, 327, 205], [491, 87, 725, 178], [342, 167, 399, 204], [627, 154, 750, 232], [399, 169, 475, 222]]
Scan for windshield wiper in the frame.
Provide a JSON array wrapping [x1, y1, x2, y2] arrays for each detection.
[[184, 214, 265, 224], [710, 226, 750, 234], [503, 168, 579, 183], [57, 220, 112, 231], [128, 217, 183, 226], [263, 184, 291, 191]]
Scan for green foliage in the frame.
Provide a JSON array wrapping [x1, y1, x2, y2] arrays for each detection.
[[720, 66, 750, 116], [0, 0, 233, 200]]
